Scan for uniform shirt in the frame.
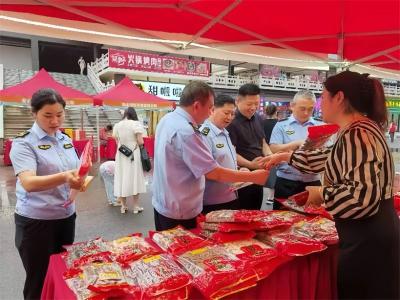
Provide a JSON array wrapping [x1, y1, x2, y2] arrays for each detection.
[[290, 119, 394, 219], [226, 111, 265, 161], [152, 107, 218, 220], [200, 119, 237, 205], [10, 122, 79, 220], [270, 115, 323, 182]]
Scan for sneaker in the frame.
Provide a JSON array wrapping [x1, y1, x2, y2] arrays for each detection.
[[108, 202, 113, 206], [266, 199, 274, 205], [113, 202, 122, 207], [133, 206, 144, 214], [120, 206, 128, 214]]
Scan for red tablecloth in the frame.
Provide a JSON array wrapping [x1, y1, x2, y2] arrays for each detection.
[[41, 246, 337, 300], [3, 139, 12, 166], [143, 137, 154, 158]]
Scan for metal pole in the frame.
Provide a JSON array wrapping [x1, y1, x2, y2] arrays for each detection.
[[96, 106, 100, 163]]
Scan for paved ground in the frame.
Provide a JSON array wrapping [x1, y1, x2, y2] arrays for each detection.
[[1, 138, 399, 299]]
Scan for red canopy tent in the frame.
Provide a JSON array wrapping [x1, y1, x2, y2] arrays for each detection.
[[93, 77, 174, 108], [0, 68, 93, 105], [0, 0, 399, 72]]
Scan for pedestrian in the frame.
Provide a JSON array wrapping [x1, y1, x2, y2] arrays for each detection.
[[99, 160, 117, 206], [389, 120, 397, 143], [10, 88, 84, 299]]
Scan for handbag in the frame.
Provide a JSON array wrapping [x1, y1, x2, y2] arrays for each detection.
[[140, 145, 152, 172], [118, 144, 133, 160]]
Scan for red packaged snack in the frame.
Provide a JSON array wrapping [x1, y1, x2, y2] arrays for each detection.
[[255, 210, 307, 230], [108, 234, 160, 265], [256, 230, 327, 256], [302, 124, 339, 150], [62, 238, 109, 268], [205, 210, 267, 223], [276, 198, 333, 220], [64, 269, 99, 300], [73, 252, 113, 269], [292, 216, 338, 245], [150, 226, 209, 254], [289, 191, 309, 206], [177, 245, 257, 299], [199, 221, 257, 233], [200, 230, 256, 243], [222, 239, 278, 280], [125, 253, 192, 300]]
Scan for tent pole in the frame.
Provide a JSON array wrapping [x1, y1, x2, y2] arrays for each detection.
[[96, 106, 100, 164]]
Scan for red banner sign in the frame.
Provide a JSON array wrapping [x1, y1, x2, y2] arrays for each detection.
[[108, 49, 210, 77]]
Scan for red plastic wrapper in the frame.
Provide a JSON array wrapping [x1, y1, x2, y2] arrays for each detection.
[[124, 253, 192, 300], [222, 239, 278, 280], [198, 221, 257, 233], [199, 230, 256, 243], [73, 252, 113, 269], [302, 124, 340, 150], [64, 269, 99, 300], [83, 262, 140, 296], [205, 210, 267, 223], [177, 245, 257, 299], [292, 216, 338, 245], [62, 238, 109, 268], [256, 230, 327, 256], [255, 210, 307, 230], [108, 233, 160, 265], [276, 197, 333, 220], [150, 226, 210, 254]]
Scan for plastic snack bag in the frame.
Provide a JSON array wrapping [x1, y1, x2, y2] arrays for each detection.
[[177, 245, 257, 299], [62, 238, 109, 268], [150, 226, 210, 254], [205, 210, 267, 223], [276, 196, 333, 220], [108, 233, 160, 265], [292, 216, 338, 245], [125, 253, 192, 300], [64, 140, 93, 207], [199, 229, 256, 243], [301, 124, 339, 150]]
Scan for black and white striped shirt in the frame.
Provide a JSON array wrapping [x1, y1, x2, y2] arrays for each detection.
[[290, 119, 394, 219]]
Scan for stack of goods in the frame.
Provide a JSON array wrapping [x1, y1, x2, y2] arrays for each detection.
[[177, 245, 257, 299], [301, 123, 340, 150], [291, 216, 338, 245]]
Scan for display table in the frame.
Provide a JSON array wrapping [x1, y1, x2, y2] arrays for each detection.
[[41, 246, 337, 300], [143, 137, 154, 158]]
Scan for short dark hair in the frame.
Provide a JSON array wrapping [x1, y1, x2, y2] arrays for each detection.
[[179, 81, 215, 107], [214, 94, 235, 108], [123, 107, 138, 121], [238, 83, 260, 97], [324, 70, 388, 130], [105, 124, 113, 131], [30, 88, 66, 113], [265, 104, 277, 117]]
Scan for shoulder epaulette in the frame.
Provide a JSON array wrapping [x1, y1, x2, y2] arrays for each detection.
[[15, 130, 30, 138], [189, 122, 200, 133], [201, 127, 210, 136], [278, 117, 289, 122], [61, 131, 71, 138], [313, 117, 323, 122]]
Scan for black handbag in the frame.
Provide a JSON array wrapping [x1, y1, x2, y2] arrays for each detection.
[[140, 145, 152, 172], [118, 144, 133, 160]]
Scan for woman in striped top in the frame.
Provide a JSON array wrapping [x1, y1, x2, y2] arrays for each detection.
[[267, 71, 399, 299]]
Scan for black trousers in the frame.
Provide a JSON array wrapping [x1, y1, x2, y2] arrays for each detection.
[[335, 198, 400, 299], [273, 176, 321, 210], [153, 209, 197, 231], [15, 213, 76, 300], [237, 184, 263, 210], [202, 199, 240, 215]]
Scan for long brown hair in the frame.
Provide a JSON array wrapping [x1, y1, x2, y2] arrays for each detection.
[[324, 70, 388, 130]]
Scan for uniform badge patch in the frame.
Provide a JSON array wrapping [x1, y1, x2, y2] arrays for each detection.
[[201, 127, 210, 136], [285, 130, 295, 135], [38, 144, 52, 150], [216, 143, 224, 148], [15, 131, 30, 138], [63, 143, 73, 149]]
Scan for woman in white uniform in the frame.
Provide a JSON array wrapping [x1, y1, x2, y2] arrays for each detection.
[[113, 107, 146, 213]]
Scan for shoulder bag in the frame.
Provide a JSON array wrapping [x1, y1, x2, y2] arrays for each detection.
[[140, 145, 152, 172]]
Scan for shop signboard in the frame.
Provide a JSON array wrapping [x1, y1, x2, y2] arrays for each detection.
[[387, 97, 400, 111], [134, 81, 184, 101], [109, 49, 210, 77]]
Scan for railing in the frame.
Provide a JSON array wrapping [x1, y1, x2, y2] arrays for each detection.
[[87, 53, 114, 93]]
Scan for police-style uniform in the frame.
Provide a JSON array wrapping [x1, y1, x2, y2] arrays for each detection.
[[152, 107, 218, 231], [199, 119, 239, 214], [10, 122, 79, 300], [269, 115, 324, 209]]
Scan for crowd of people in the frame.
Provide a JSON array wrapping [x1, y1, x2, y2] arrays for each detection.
[[8, 70, 400, 299]]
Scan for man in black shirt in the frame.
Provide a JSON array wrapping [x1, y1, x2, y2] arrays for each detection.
[[227, 84, 272, 210]]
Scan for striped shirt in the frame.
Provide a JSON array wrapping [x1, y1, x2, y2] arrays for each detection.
[[290, 119, 394, 219]]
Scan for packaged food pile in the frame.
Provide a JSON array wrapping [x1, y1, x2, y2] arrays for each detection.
[[177, 245, 257, 299], [291, 216, 338, 245], [276, 196, 333, 220], [62, 238, 110, 268], [124, 254, 192, 300], [301, 123, 340, 150], [150, 226, 210, 254]]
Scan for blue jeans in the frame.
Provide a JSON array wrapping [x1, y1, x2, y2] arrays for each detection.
[[100, 169, 116, 204]]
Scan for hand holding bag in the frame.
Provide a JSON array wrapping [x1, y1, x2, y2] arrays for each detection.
[[140, 145, 152, 172]]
